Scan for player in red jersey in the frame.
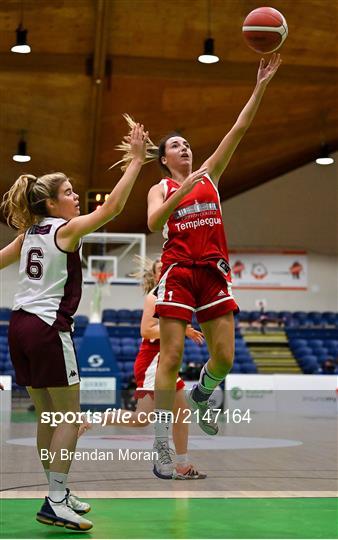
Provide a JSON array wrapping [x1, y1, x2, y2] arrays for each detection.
[[114, 54, 282, 478], [79, 258, 206, 479]]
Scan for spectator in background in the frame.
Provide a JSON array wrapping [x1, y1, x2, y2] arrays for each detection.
[[321, 357, 337, 375]]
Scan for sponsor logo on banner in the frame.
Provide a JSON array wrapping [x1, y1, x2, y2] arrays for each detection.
[[229, 251, 308, 290]]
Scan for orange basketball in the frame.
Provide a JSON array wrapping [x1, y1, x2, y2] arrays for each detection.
[[242, 7, 288, 54]]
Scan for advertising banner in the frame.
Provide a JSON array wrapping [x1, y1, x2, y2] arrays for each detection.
[[229, 251, 307, 290]]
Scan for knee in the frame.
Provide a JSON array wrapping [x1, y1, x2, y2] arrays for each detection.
[[159, 344, 184, 373], [211, 343, 234, 370]]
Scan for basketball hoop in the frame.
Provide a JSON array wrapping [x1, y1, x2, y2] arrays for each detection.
[[92, 271, 113, 285]]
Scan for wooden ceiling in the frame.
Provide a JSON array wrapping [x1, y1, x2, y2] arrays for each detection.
[[1, 0, 337, 234]]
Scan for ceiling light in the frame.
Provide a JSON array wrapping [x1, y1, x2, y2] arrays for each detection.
[[13, 136, 31, 163], [198, 0, 219, 64], [316, 144, 334, 166], [198, 37, 219, 64], [11, 24, 31, 54]]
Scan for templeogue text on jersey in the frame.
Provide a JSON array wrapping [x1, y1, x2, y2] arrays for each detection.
[[40, 449, 158, 462]]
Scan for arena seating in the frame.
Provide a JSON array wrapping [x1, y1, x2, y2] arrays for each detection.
[[1, 308, 337, 391]]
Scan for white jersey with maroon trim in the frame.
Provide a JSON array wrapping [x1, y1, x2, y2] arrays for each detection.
[[12, 217, 82, 331], [159, 174, 230, 272]]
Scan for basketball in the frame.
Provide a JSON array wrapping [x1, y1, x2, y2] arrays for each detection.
[[242, 7, 288, 54]]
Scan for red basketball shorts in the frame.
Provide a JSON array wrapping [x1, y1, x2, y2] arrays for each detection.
[[156, 261, 238, 323], [134, 345, 185, 399], [8, 309, 80, 388]]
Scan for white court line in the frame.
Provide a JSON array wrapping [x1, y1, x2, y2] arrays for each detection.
[[1, 490, 337, 499]]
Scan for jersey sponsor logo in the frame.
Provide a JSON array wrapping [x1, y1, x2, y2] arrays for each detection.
[[28, 224, 52, 235], [174, 201, 218, 220], [69, 370, 77, 378], [174, 216, 221, 231]]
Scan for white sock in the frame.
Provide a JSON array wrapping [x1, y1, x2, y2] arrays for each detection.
[[154, 409, 171, 442], [48, 471, 67, 502], [176, 453, 188, 465]]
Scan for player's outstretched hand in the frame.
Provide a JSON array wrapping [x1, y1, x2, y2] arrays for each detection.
[[257, 53, 282, 86], [186, 327, 204, 345], [180, 167, 208, 196], [129, 123, 148, 163]]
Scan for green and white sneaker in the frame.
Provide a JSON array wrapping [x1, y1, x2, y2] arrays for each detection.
[[187, 385, 219, 435]]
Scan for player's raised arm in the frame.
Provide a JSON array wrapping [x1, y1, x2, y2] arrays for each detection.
[[58, 124, 148, 250], [0, 235, 24, 270], [202, 53, 282, 185]]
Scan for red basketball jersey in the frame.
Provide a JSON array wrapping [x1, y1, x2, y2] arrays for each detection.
[[159, 174, 230, 271], [138, 338, 160, 355]]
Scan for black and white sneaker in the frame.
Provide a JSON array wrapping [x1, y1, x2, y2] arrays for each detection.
[[187, 385, 219, 435], [36, 495, 93, 530]]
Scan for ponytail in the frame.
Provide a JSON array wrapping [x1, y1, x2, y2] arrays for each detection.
[[109, 114, 158, 171], [131, 255, 161, 294], [1, 172, 68, 233]]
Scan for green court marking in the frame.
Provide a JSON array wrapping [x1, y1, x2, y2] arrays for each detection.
[[0, 498, 337, 539], [9, 411, 36, 424]]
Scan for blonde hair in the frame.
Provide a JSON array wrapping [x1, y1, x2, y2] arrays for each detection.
[[109, 114, 158, 171], [1, 172, 68, 233], [131, 255, 161, 294]]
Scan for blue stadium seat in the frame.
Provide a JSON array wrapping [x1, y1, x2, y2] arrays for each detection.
[[120, 337, 136, 346], [241, 363, 257, 373], [111, 345, 121, 355], [302, 358, 320, 374], [311, 350, 329, 363], [308, 312, 323, 326], [298, 353, 317, 367], [322, 312, 336, 326], [116, 309, 133, 324], [73, 315, 89, 336], [0, 324, 9, 336], [235, 353, 252, 364], [278, 311, 292, 322], [237, 311, 250, 323], [102, 309, 118, 324], [116, 326, 140, 338], [230, 363, 241, 373], [290, 338, 307, 348], [294, 346, 312, 357], [131, 310, 143, 325], [293, 311, 308, 326], [0, 308, 11, 321], [123, 361, 135, 373], [249, 311, 260, 323], [310, 339, 323, 347]]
